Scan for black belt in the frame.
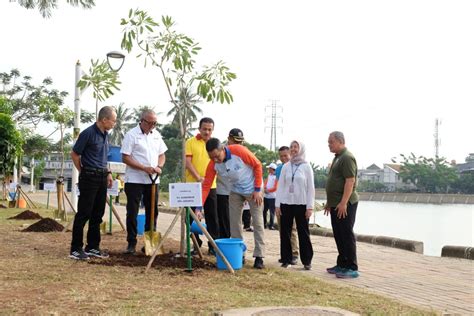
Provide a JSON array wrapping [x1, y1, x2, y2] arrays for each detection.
[[82, 166, 109, 174]]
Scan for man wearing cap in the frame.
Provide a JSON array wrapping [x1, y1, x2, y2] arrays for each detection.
[[263, 162, 278, 230], [201, 137, 266, 269], [215, 128, 245, 238], [185, 117, 219, 253]]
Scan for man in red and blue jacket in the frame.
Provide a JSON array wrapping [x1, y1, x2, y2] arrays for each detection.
[[200, 137, 266, 269]]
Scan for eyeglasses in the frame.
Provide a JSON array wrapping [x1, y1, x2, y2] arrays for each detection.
[[142, 119, 157, 126]]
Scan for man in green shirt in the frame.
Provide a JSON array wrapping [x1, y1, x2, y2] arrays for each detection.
[[324, 131, 359, 279]]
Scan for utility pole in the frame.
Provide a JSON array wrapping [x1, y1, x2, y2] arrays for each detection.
[[264, 100, 283, 151], [71, 61, 82, 211], [434, 118, 441, 158]]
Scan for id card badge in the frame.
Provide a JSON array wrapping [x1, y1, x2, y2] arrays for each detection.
[[289, 183, 294, 193]]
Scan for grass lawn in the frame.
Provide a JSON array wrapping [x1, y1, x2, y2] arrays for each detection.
[[0, 205, 434, 315]]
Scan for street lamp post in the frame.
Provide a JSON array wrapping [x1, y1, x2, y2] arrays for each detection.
[[70, 60, 82, 211], [106, 51, 125, 72]]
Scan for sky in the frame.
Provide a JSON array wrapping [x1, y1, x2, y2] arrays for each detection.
[[1, 0, 473, 168]]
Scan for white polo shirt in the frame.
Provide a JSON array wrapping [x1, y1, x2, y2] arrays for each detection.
[[121, 125, 168, 184]]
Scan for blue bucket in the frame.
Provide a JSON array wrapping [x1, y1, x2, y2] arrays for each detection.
[[137, 214, 145, 235], [215, 238, 247, 270], [190, 221, 207, 235], [108, 145, 122, 162]]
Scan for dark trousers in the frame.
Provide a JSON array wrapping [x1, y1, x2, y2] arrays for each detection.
[[191, 189, 218, 248], [125, 183, 159, 247], [217, 194, 230, 238], [330, 202, 358, 271], [280, 204, 313, 265], [71, 172, 107, 251], [242, 209, 251, 229], [263, 197, 276, 228]]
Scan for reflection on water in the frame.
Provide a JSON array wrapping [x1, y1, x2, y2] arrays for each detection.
[[312, 201, 474, 256]]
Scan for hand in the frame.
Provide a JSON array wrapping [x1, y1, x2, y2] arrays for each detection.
[[196, 176, 204, 183], [195, 209, 203, 220], [305, 209, 313, 219], [276, 207, 281, 217], [323, 203, 331, 216], [153, 166, 162, 175], [107, 174, 113, 188], [252, 191, 263, 206], [335, 202, 348, 219], [143, 166, 155, 175]]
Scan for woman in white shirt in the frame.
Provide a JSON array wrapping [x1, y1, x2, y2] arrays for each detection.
[[275, 140, 315, 270]]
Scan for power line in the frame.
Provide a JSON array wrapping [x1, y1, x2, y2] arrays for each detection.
[[264, 100, 283, 151]]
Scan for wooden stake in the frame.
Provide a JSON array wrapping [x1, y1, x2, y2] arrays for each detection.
[[145, 209, 182, 273], [105, 199, 126, 231], [190, 233, 203, 259]]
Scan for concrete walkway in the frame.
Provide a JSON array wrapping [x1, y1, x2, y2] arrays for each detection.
[[29, 192, 474, 314]]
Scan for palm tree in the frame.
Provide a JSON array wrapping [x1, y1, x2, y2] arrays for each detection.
[[109, 103, 133, 146], [167, 87, 202, 137], [14, 0, 95, 18]]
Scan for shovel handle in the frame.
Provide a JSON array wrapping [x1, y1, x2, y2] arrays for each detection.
[[149, 174, 158, 232]]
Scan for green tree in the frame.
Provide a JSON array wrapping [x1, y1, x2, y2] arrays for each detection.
[[121, 9, 236, 180], [0, 113, 23, 178], [452, 173, 474, 194], [77, 59, 121, 119], [167, 87, 202, 137], [310, 163, 328, 189], [397, 153, 458, 193], [109, 102, 133, 145], [11, 0, 95, 18], [0, 69, 67, 128]]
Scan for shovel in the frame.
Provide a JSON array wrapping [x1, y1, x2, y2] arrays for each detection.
[[144, 173, 161, 256]]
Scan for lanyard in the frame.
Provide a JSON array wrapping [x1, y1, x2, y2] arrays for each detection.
[[290, 163, 301, 183]]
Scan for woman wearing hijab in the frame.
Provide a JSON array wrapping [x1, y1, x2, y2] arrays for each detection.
[[275, 140, 315, 270]]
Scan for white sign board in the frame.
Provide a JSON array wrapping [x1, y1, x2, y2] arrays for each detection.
[[107, 180, 120, 197], [169, 182, 202, 207], [43, 183, 56, 192]]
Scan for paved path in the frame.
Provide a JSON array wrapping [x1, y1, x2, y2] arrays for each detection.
[[29, 192, 474, 314]]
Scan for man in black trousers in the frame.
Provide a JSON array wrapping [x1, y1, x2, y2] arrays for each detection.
[[69, 106, 116, 260], [324, 131, 360, 278]]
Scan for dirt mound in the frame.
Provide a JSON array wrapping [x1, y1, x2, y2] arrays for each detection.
[[22, 218, 64, 232], [89, 251, 215, 270], [9, 210, 43, 220], [0, 204, 7, 208]]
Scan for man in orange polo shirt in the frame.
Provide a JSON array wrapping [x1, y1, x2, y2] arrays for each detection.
[[185, 117, 218, 254]]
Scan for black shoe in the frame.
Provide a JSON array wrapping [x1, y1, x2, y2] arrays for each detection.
[[281, 263, 290, 268], [245, 227, 254, 232], [291, 256, 298, 265], [124, 245, 136, 254], [208, 247, 216, 256], [69, 249, 89, 260], [278, 258, 283, 263], [304, 264, 312, 270], [85, 248, 109, 258], [253, 257, 264, 269]]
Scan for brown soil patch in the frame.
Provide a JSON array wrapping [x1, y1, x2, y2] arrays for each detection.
[[8, 210, 43, 220], [89, 251, 215, 270], [0, 204, 7, 208], [22, 218, 64, 232]]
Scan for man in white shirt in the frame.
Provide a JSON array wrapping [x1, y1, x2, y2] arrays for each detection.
[[121, 110, 167, 254]]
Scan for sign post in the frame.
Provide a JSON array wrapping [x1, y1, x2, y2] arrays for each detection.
[[169, 182, 203, 272], [106, 180, 119, 234]]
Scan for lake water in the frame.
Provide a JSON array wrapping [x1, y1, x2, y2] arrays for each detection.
[[313, 201, 474, 256]]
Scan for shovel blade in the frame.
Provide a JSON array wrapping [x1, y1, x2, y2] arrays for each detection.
[[144, 231, 164, 256]]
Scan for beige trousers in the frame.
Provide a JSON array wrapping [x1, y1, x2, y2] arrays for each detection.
[[229, 192, 266, 258]]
